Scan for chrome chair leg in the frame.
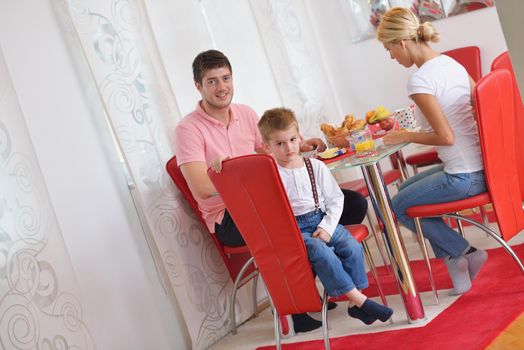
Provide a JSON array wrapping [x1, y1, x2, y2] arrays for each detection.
[[269, 294, 281, 350], [252, 271, 260, 318], [442, 214, 524, 274], [366, 213, 390, 273], [455, 212, 465, 238], [230, 256, 256, 334], [414, 218, 439, 305], [413, 165, 419, 175], [479, 205, 489, 226], [321, 289, 330, 350], [363, 241, 388, 308]]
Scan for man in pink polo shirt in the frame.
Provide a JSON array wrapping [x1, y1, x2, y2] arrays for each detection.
[[174, 49, 368, 333]]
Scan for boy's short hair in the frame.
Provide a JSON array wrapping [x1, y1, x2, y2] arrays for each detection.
[[192, 49, 232, 83], [258, 108, 299, 141]]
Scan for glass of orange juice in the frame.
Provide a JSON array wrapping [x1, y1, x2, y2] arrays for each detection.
[[352, 129, 377, 158]]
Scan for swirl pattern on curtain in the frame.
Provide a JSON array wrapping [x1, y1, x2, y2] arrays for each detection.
[[0, 47, 95, 350], [62, 0, 254, 348]]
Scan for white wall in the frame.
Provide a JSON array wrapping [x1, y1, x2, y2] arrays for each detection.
[[307, 5, 507, 119], [495, 0, 524, 97], [0, 1, 189, 349]]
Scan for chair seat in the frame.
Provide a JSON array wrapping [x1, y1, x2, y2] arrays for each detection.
[[346, 224, 369, 242], [405, 148, 440, 167], [406, 193, 491, 218], [339, 169, 401, 197]]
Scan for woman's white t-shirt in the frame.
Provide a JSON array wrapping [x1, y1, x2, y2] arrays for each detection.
[[407, 55, 484, 174]]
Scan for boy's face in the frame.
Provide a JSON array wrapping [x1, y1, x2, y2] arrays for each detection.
[[264, 125, 302, 166], [195, 66, 234, 112]]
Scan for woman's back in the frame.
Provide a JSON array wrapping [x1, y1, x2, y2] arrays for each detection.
[[408, 55, 483, 174]]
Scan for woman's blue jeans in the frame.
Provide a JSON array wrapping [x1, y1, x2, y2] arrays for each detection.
[[296, 209, 368, 297], [391, 164, 486, 259]]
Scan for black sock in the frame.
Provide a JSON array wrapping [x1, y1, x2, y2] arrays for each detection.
[[347, 306, 377, 325], [466, 246, 477, 255], [291, 313, 322, 333], [327, 301, 338, 310], [360, 299, 393, 322]]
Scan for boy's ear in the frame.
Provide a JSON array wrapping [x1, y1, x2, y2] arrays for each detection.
[[261, 141, 271, 153]]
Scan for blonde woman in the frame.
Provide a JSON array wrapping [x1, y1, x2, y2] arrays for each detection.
[[376, 7, 487, 295]]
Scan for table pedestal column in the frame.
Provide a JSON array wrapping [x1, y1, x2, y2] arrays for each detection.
[[362, 162, 425, 323]]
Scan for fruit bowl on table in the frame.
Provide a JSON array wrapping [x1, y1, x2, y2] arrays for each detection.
[[368, 116, 399, 138]]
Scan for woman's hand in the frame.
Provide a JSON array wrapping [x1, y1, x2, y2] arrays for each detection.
[[383, 129, 409, 145], [210, 155, 230, 173], [312, 227, 331, 243]]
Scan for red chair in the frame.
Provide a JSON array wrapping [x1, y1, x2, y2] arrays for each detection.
[[405, 46, 482, 174], [491, 51, 524, 201], [166, 156, 259, 335], [405, 70, 524, 302], [208, 154, 387, 349]]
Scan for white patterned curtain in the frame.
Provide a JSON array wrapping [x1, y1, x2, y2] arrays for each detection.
[[0, 47, 95, 350], [61, 0, 254, 348], [250, 0, 342, 138]]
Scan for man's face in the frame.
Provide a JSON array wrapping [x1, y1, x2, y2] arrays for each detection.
[[195, 67, 234, 112]]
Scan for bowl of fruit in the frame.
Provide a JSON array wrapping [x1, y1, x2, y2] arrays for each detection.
[[365, 106, 398, 134]]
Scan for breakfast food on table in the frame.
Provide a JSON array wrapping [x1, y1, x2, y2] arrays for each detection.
[[379, 116, 396, 131], [365, 106, 391, 124], [317, 147, 346, 159], [320, 114, 367, 147]]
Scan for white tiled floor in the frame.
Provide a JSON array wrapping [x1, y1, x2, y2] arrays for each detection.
[[208, 221, 524, 350]]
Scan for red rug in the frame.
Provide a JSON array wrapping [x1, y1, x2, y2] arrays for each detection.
[[257, 243, 524, 350]]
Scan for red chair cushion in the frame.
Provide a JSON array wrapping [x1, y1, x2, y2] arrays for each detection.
[[346, 224, 369, 243], [339, 169, 401, 197], [406, 193, 491, 218], [405, 148, 440, 167]]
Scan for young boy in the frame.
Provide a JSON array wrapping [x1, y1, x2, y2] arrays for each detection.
[[257, 107, 393, 325]]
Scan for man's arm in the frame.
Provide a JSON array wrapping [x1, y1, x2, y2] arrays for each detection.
[[180, 161, 218, 200]]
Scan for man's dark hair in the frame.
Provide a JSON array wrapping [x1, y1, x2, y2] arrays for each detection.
[[192, 49, 232, 83]]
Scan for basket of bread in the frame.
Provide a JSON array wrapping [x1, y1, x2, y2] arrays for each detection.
[[320, 114, 366, 147]]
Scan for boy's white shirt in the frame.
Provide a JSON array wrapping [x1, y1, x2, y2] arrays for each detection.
[[277, 157, 344, 236]]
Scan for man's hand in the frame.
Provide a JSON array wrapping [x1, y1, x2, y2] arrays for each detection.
[[301, 137, 327, 152], [210, 155, 230, 173], [312, 227, 331, 243]]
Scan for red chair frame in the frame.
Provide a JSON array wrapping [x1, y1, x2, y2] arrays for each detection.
[[208, 154, 330, 349], [406, 70, 524, 302], [491, 51, 524, 200], [208, 154, 389, 349], [166, 156, 259, 335]]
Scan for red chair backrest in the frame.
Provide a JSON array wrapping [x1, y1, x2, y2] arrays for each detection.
[[474, 70, 524, 240], [208, 154, 322, 315], [443, 46, 482, 82], [166, 156, 253, 280], [166, 156, 206, 226], [491, 51, 524, 200]]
